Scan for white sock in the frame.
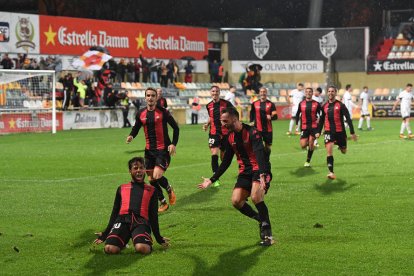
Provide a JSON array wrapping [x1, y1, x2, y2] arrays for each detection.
[[289, 119, 295, 132], [366, 117, 371, 128], [400, 122, 406, 134], [358, 117, 363, 128], [406, 122, 412, 134]]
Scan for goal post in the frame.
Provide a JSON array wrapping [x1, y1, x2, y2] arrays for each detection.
[[0, 69, 58, 134]]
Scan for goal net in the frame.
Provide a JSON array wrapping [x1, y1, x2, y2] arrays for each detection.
[[0, 69, 58, 134]]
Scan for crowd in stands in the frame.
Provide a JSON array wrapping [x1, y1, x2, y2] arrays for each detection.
[[0, 53, 62, 71]]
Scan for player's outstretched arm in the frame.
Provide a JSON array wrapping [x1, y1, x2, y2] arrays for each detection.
[[126, 135, 133, 144], [198, 177, 213, 189]]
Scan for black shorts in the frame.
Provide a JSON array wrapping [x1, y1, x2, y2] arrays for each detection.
[[105, 216, 153, 248], [234, 172, 271, 194], [145, 149, 170, 171], [300, 128, 318, 139], [261, 132, 273, 145], [324, 131, 347, 149], [208, 134, 225, 149]]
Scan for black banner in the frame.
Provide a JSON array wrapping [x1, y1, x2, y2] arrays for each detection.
[[372, 104, 414, 118], [227, 28, 367, 72], [368, 59, 414, 73]]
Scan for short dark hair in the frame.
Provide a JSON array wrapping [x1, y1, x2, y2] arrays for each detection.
[[128, 157, 145, 170], [328, 85, 338, 92], [210, 85, 220, 91], [221, 107, 239, 118], [407, 83, 413, 87], [145, 87, 157, 96], [229, 85, 236, 90], [306, 87, 313, 92], [316, 87, 322, 93], [346, 84, 352, 90], [363, 86, 368, 89]]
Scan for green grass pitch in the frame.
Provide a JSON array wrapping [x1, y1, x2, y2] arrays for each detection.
[[1, 119, 414, 275]]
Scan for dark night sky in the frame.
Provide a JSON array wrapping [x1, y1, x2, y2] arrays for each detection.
[[2, 0, 414, 41]]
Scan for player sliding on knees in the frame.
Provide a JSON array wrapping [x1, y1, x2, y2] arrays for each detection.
[[93, 157, 170, 254], [316, 86, 357, 180], [198, 107, 274, 246], [295, 87, 322, 167], [126, 87, 179, 213]]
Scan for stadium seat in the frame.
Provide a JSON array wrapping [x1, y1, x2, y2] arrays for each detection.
[[388, 52, 396, 59], [352, 88, 360, 96], [279, 89, 287, 97], [338, 89, 345, 96]]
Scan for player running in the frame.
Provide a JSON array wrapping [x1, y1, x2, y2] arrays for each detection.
[[203, 85, 234, 187], [316, 86, 357, 179], [295, 87, 322, 167], [126, 88, 179, 212], [392, 83, 414, 139], [358, 86, 376, 131], [287, 83, 305, 135], [198, 107, 274, 246], [250, 87, 278, 167]]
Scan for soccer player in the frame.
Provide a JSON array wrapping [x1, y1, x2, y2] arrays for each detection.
[[392, 83, 414, 139], [203, 85, 234, 187], [312, 87, 324, 147], [198, 107, 274, 246], [312, 87, 324, 104], [156, 88, 168, 109], [250, 87, 278, 166], [93, 157, 170, 254], [295, 87, 322, 167], [358, 86, 376, 131], [342, 84, 357, 126], [126, 88, 179, 212], [316, 86, 357, 179], [287, 83, 305, 135]]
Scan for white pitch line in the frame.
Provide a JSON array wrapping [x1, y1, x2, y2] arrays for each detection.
[[0, 139, 402, 183]]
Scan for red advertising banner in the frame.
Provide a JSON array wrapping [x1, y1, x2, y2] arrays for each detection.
[[0, 112, 63, 134], [39, 15, 208, 59], [276, 105, 292, 119]]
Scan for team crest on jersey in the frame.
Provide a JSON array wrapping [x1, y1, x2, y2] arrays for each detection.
[[319, 31, 337, 58], [252, 32, 269, 60]]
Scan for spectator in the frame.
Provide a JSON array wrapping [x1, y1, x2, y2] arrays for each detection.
[[73, 72, 87, 108], [184, 60, 194, 83], [149, 59, 159, 83], [160, 61, 168, 88], [208, 59, 224, 83], [60, 73, 74, 110], [191, 95, 201, 125], [126, 59, 135, 82], [120, 93, 131, 128], [173, 60, 180, 83], [218, 63, 224, 83], [139, 54, 150, 83], [0, 53, 14, 69], [134, 58, 141, 82], [166, 59, 175, 86], [116, 59, 126, 83]]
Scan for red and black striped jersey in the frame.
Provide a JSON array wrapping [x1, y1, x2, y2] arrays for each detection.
[[157, 97, 168, 108], [130, 106, 179, 150], [101, 181, 163, 243], [250, 100, 277, 132], [210, 124, 269, 182], [206, 99, 233, 136], [318, 100, 355, 134], [295, 99, 321, 130]]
